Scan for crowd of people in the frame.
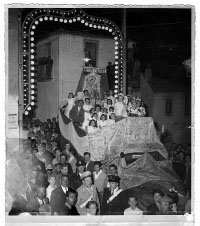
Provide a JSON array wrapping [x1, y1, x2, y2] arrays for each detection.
[[168, 143, 191, 196], [7, 90, 191, 216], [8, 114, 192, 216], [60, 90, 146, 134]]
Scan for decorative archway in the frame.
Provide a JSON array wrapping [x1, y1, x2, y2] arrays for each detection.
[[22, 8, 123, 115]]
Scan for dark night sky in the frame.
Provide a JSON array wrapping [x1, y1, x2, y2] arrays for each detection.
[[20, 7, 192, 83], [21, 7, 191, 64]]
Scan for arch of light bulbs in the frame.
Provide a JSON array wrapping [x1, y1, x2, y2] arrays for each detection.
[[22, 8, 123, 115]]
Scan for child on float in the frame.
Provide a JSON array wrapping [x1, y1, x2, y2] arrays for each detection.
[[104, 98, 113, 111], [101, 93, 108, 108], [91, 112, 99, 127], [98, 114, 107, 129], [108, 90, 115, 105], [114, 93, 128, 119], [95, 104, 102, 120], [82, 107, 95, 131], [108, 106, 115, 116], [139, 100, 146, 117], [136, 98, 146, 117], [107, 113, 116, 126], [102, 107, 108, 116], [60, 92, 76, 118], [128, 97, 138, 116], [87, 119, 99, 134], [83, 98, 93, 117]]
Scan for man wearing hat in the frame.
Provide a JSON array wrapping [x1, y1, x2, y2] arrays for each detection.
[[93, 161, 107, 205], [101, 175, 128, 215], [76, 171, 100, 215], [70, 159, 86, 190]]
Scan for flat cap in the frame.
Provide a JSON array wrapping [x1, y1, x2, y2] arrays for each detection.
[[108, 175, 121, 183]]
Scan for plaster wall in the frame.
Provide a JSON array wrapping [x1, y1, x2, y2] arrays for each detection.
[[35, 36, 59, 121], [35, 33, 115, 120], [139, 68, 191, 145], [59, 34, 115, 102], [7, 9, 20, 140]]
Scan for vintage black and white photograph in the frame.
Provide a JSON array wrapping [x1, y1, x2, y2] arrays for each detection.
[[5, 5, 194, 224]]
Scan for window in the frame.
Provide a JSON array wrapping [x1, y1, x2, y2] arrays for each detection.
[[166, 99, 172, 116], [84, 41, 98, 67]]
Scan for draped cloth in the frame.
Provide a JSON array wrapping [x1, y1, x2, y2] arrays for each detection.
[[59, 110, 168, 161]]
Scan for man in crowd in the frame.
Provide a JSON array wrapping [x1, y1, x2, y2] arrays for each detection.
[[69, 100, 85, 126], [84, 152, 94, 173], [124, 195, 143, 215], [26, 186, 47, 215], [35, 142, 54, 167], [101, 175, 128, 215], [50, 174, 74, 215], [59, 153, 73, 175], [58, 190, 79, 215], [55, 163, 71, 187], [93, 161, 107, 204], [104, 164, 118, 188], [50, 140, 60, 156], [70, 160, 86, 190], [76, 171, 100, 215], [66, 147, 77, 174]]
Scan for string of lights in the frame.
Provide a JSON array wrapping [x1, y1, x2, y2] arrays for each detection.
[[22, 8, 124, 115]]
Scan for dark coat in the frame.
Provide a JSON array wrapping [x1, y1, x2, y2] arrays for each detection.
[[147, 202, 159, 215], [70, 173, 83, 190], [26, 195, 47, 215], [58, 204, 80, 215], [50, 186, 74, 214], [101, 187, 128, 215], [69, 105, 85, 125], [85, 161, 95, 173]]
